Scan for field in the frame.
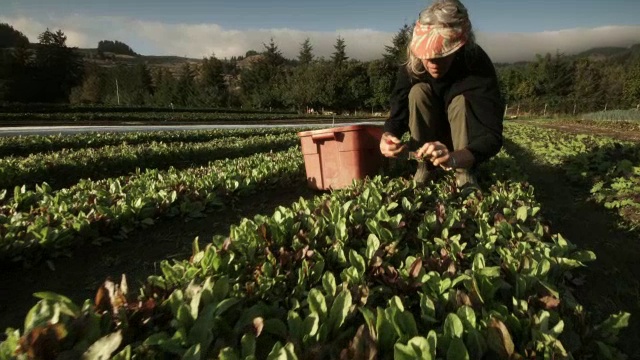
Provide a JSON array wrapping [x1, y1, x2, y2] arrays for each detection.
[[0, 118, 639, 359]]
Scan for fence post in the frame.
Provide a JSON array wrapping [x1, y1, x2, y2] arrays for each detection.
[[516, 104, 520, 117], [504, 103, 508, 119], [543, 103, 548, 117], [604, 103, 607, 112], [573, 103, 576, 116]]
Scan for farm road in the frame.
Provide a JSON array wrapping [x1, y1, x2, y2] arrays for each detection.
[[0, 121, 383, 137]]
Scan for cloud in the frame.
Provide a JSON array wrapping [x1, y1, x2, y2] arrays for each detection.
[[1, 15, 639, 63], [476, 26, 640, 63]]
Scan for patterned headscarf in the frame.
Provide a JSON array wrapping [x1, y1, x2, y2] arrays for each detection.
[[409, 19, 470, 59]]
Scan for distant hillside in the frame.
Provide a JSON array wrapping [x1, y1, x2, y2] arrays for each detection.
[[572, 43, 640, 62]]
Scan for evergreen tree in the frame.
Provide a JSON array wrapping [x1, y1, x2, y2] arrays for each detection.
[[198, 55, 228, 107], [383, 24, 411, 65], [0, 23, 30, 48], [239, 38, 286, 109], [176, 63, 197, 106], [331, 36, 348, 67], [33, 29, 83, 103], [298, 38, 314, 66]]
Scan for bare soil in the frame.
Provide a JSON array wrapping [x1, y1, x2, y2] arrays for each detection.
[[0, 183, 320, 332]]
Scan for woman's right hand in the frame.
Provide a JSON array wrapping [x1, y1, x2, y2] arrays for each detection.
[[379, 132, 407, 158]]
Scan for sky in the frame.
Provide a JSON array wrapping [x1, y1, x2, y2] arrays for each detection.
[[2, 0, 640, 63]]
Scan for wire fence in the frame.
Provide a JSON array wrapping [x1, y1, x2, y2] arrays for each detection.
[[504, 99, 640, 119]]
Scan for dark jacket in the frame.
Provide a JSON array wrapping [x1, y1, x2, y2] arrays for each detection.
[[384, 44, 504, 164]]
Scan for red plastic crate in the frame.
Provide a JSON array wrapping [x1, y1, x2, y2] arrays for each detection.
[[297, 124, 384, 190]]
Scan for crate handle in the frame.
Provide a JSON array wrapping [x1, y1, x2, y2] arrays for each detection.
[[311, 132, 336, 142]]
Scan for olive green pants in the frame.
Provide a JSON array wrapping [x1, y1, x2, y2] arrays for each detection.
[[408, 82, 475, 187]]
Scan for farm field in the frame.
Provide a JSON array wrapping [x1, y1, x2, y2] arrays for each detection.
[[0, 120, 638, 359]]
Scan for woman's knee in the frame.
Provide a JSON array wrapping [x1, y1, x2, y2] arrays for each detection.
[[448, 95, 466, 123], [408, 83, 434, 104]]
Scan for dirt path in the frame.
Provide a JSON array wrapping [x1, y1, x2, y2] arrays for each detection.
[[504, 138, 640, 358], [517, 120, 640, 142], [0, 183, 320, 332]]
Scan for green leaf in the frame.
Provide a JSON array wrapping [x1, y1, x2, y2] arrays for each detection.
[[472, 253, 485, 271], [595, 312, 631, 341], [395, 336, 435, 360], [420, 293, 437, 323], [365, 234, 380, 261], [466, 328, 487, 360], [328, 289, 352, 335], [444, 313, 464, 339], [287, 311, 304, 344], [377, 308, 397, 353], [82, 331, 123, 360], [212, 276, 230, 302], [303, 313, 319, 337], [308, 289, 328, 320], [456, 305, 476, 329], [33, 292, 81, 317], [267, 342, 299, 360], [322, 272, 337, 297], [182, 344, 202, 360], [219, 347, 241, 360], [447, 337, 470, 360], [264, 318, 288, 339], [571, 250, 597, 263], [111, 345, 131, 360], [349, 249, 366, 275], [241, 333, 257, 358], [516, 206, 528, 222]]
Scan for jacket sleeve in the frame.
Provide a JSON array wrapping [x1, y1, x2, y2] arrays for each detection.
[[383, 66, 413, 138], [463, 75, 504, 164]]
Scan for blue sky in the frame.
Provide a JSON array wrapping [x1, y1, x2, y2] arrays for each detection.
[[2, 0, 639, 62]]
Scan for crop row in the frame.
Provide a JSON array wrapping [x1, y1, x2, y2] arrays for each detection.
[[0, 147, 304, 265], [0, 133, 300, 192], [0, 112, 352, 123], [0, 152, 628, 358], [505, 123, 640, 229], [549, 119, 640, 134], [582, 109, 640, 122], [0, 128, 304, 158]]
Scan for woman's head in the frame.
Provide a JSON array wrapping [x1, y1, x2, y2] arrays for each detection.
[[405, 0, 476, 79]]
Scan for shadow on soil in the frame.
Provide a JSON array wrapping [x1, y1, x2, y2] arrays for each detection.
[[0, 181, 321, 333], [503, 138, 640, 358]]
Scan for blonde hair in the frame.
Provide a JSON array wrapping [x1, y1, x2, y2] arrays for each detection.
[[405, 0, 476, 77]]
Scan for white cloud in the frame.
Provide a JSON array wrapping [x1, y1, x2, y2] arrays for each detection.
[[1, 15, 639, 63]]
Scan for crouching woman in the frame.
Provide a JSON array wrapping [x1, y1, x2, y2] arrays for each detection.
[[380, 0, 505, 190]]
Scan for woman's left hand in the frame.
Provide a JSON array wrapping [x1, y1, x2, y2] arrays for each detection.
[[416, 141, 451, 168]]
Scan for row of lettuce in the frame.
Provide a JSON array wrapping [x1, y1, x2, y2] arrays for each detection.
[[0, 123, 634, 358], [505, 123, 640, 230], [0, 143, 630, 358], [0, 128, 301, 158], [0, 146, 305, 265], [0, 133, 300, 191]]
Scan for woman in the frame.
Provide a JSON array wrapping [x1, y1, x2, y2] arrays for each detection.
[[379, 0, 504, 189]]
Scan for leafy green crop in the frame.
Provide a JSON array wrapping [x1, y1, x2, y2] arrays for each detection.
[[0, 128, 306, 158], [505, 123, 640, 230], [0, 147, 304, 265], [0, 133, 300, 192], [0, 174, 628, 359]]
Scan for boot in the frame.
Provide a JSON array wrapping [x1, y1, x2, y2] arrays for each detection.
[[455, 169, 480, 196], [413, 162, 431, 184]]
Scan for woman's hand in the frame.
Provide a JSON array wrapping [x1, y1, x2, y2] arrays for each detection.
[[380, 132, 407, 158], [416, 141, 452, 168]]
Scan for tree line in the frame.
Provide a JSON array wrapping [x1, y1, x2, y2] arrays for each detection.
[[1, 22, 639, 114]]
